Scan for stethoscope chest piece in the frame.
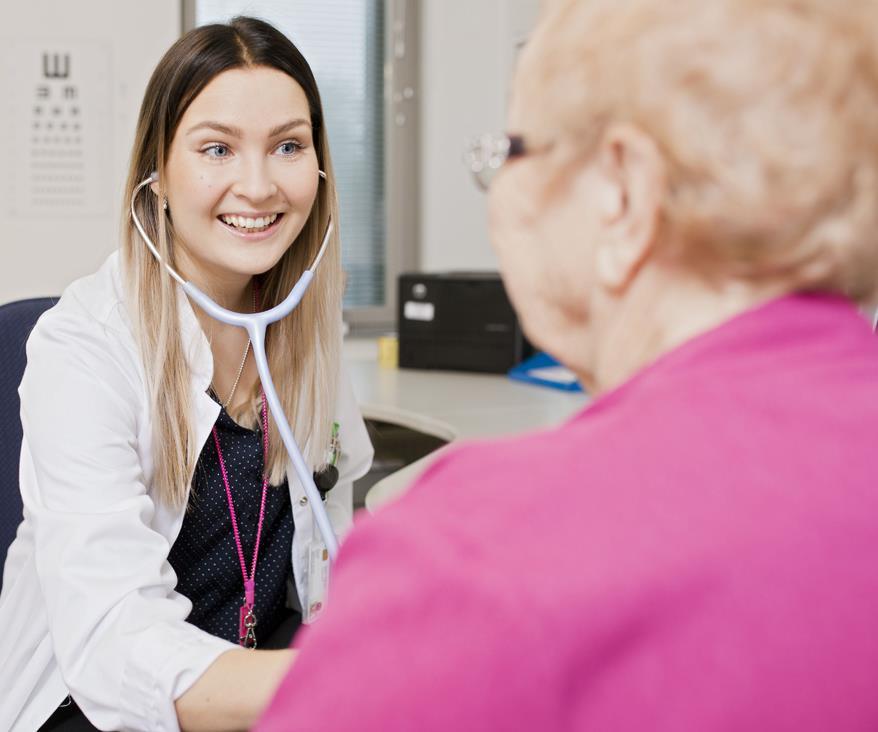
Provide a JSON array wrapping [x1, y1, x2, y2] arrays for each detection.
[[312, 421, 341, 499], [313, 465, 339, 497]]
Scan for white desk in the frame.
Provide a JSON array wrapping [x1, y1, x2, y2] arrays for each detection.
[[343, 338, 589, 511]]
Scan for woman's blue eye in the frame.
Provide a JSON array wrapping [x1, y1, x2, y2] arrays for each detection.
[[204, 144, 230, 158], [277, 141, 301, 156]]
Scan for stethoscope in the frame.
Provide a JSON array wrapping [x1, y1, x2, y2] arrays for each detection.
[[130, 170, 341, 560]]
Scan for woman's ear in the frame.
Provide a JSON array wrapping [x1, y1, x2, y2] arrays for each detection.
[[593, 124, 666, 293], [148, 170, 161, 198]]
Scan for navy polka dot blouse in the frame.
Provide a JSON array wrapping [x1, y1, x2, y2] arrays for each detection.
[[168, 400, 297, 646]]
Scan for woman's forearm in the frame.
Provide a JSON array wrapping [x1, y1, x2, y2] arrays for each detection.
[[175, 648, 295, 731]]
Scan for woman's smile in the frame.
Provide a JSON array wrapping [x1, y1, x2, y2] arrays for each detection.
[[217, 211, 286, 241]]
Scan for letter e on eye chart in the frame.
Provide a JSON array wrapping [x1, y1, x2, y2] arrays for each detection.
[[4, 40, 112, 218]]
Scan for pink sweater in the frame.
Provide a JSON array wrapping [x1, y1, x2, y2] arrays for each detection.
[[258, 294, 878, 731]]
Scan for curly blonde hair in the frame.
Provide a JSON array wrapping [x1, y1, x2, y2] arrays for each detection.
[[522, 0, 878, 302]]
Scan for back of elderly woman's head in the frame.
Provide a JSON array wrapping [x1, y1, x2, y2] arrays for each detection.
[[536, 0, 878, 297], [490, 0, 878, 389]]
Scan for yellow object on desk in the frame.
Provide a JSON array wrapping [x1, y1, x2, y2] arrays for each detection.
[[377, 335, 399, 369]]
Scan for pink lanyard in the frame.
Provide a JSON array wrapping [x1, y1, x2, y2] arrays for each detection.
[[212, 390, 269, 648], [211, 281, 269, 648]]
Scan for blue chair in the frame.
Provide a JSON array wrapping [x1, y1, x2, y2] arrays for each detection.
[[0, 297, 57, 590]]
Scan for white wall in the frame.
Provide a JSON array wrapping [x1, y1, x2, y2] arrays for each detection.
[[0, 1, 179, 302], [0, 0, 540, 301], [418, 0, 540, 273]]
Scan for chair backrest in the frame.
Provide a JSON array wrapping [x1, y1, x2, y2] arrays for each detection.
[[0, 297, 57, 589]]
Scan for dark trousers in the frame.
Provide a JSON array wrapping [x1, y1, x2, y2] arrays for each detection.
[[39, 611, 300, 731]]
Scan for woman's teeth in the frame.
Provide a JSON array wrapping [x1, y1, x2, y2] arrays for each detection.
[[220, 213, 280, 232]]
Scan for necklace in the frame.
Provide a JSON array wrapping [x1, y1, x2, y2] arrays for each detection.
[[222, 341, 251, 409], [214, 285, 257, 410]]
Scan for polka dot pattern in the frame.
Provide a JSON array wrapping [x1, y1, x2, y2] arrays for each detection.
[[168, 400, 298, 645]]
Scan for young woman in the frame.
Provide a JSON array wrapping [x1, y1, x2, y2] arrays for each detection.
[[0, 16, 372, 732]]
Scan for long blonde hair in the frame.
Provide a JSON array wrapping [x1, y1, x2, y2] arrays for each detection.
[[121, 17, 342, 507]]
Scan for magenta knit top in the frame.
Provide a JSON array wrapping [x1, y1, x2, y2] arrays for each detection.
[[258, 293, 878, 731]]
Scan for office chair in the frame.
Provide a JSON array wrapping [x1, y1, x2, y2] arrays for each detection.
[[0, 297, 57, 590]]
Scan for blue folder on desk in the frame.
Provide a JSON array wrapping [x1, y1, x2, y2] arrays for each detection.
[[508, 352, 585, 393]]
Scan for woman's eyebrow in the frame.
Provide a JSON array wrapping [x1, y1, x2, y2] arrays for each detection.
[[185, 118, 312, 138], [268, 118, 312, 137]]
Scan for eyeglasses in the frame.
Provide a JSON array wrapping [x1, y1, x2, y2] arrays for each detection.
[[464, 133, 527, 191]]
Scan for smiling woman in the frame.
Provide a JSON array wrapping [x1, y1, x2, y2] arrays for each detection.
[[0, 16, 373, 732], [160, 67, 321, 308]]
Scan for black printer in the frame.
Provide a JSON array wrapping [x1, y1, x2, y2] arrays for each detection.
[[397, 272, 532, 373]]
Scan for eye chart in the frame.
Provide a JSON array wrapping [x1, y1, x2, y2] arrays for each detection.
[[8, 41, 112, 217]]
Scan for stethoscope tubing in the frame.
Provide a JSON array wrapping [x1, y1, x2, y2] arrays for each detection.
[[131, 173, 340, 560]]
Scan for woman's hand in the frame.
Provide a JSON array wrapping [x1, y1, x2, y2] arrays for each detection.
[[176, 648, 296, 732]]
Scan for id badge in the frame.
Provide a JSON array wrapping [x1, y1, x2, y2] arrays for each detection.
[[303, 540, 331, 624]]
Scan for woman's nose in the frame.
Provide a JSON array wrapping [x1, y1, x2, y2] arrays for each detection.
[[231, 159, 278, 203]]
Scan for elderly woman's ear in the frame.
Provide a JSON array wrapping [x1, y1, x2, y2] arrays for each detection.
[[592, 124, 666, 294]]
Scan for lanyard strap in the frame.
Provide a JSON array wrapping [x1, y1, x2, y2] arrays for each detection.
[[211, 277, 269, 647], [212, 389, 269, 646]]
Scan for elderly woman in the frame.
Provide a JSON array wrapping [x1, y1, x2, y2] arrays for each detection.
[[258, 0, 878, 730]]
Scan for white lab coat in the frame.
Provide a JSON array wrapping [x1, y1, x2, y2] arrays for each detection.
[[0, 252, 374, 731]]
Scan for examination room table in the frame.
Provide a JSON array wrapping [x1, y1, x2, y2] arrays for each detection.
[[342, 338, 589, 511]]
